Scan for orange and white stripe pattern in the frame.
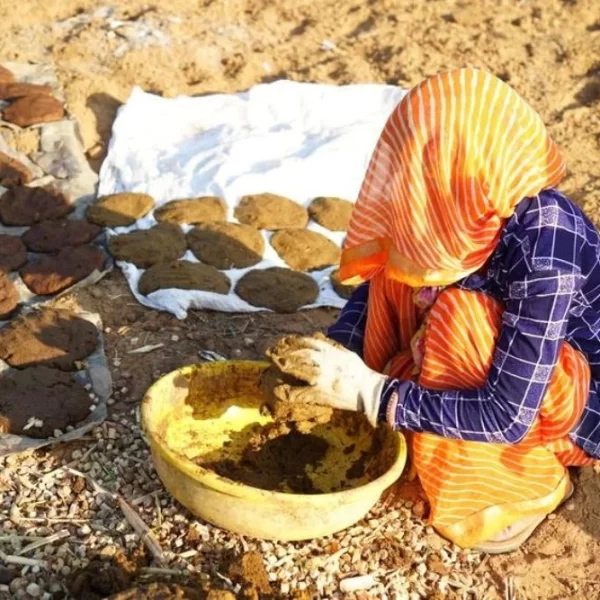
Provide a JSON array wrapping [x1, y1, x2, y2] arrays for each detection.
[[366, 277, 591, 547], [340, 68, 566, 288]]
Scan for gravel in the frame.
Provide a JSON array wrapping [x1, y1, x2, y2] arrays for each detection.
[[0, 417, 501, 599]]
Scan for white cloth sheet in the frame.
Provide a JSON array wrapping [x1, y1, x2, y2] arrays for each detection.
[[99, 81, 405, 318]]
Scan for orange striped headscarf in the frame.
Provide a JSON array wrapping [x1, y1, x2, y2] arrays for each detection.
[[340, 68, 566, 288]]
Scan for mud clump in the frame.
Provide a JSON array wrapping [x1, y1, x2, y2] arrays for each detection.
[[138, 260, 231, 296], [308, 196, 354, 231], [107, 584, 209, 600], [235, 267, 318, 312], [0, 82, 53, 100], [0, 234, 27, 272], [0, 66, 15, 83], [187, 222, 264, 269], [204, 429, 329, 494], [20, 244, 105, 295], [0, 151, 32, 186], [108, 223, 186, 268], [260, 366, 333, 433], [260, 333, 341, 431], [0, 307, 98, 370], [154, 196, 227, 225], [3, 94, 65, 127], [86, 192, 155, 228], [0, 365, 92, 438], [0, 185, 73, 226], [235, 193, 309, 230], [226, 551, 273, 599], [331, 268, 358, 299], [0, 273, 18, 320], [22, 219, 102, 252], [270, 229, 341, 272]]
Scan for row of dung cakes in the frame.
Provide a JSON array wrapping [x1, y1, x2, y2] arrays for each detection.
[[0, 62, 110, 447], [93, 192, 359, 312], [0, 61, 109, 319]]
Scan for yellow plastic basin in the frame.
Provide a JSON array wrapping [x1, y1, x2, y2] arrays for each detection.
[[141, 361, 406, 541]]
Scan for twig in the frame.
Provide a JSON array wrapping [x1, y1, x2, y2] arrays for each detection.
[[0, 548, 46, 569], [0, 536, 40, 543], [64, 467, 166, 565], [17, 517, 90, 524], [141, 567, 185, 577], [17, 530, 69, 556], [155, 493, 162, 527], [504, 576, 517, 600]]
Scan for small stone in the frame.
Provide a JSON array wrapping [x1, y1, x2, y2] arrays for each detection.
[[547, 513, 557, 521], [0, 566, 16, 584], [26, 583, 41, 597], [79, 524, 92, 536], [171, 334, 179, 342]]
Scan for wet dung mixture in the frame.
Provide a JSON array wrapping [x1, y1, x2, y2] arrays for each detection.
[[86, 192, 155, 228], [235, 267, 318, 312], [108, 223, 186, 268], [234, 193, 309, 230], [270, 229, 341, 272], [187, 222, 264, 270], [202, 428, 329, 494], [154, 197, 227, 225], [138, 260, 231, 296]]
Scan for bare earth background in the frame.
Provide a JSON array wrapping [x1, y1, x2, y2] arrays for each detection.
[[1, 1, 600, 599]]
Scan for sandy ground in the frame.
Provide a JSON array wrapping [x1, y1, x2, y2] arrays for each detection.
[[1, 0, 600, 598]]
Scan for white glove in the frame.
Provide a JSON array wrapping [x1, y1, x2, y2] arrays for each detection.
[[273, 336, 387, 427]]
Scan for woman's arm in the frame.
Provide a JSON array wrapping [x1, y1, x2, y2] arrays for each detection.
[[381, 269, 579, 443], [326, 282, 370, 357]]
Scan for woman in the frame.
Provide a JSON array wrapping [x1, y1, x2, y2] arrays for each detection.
[[275, 68, 600, 553]]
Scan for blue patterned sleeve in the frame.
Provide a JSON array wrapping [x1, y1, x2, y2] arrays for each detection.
[[380, 195, 584, 444], [327, 282, 369, 358]]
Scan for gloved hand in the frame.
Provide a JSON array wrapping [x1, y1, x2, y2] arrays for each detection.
[[272, 336, 387, 427]]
